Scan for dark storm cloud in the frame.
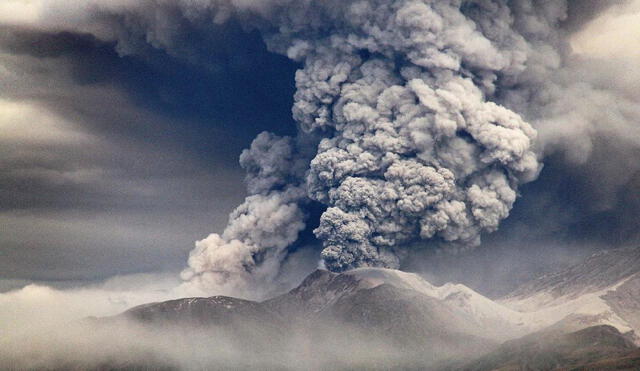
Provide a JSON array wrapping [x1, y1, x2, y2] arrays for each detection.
[[0, 24, 298, 146], [0, 18, 299, 282]]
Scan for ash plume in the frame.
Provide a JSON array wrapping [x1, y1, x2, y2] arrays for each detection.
[[180, 132, 314, 295], [8, 0, 639, 296], [185, 0, 543, 291]]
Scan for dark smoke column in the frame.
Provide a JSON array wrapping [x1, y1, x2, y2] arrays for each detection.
[[184, 0, 542, 293], [266, 0, 541, 271]]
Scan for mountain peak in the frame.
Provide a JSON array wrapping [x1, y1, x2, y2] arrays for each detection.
[[263, 268, 371, 315], [87, 249, 640, 370]]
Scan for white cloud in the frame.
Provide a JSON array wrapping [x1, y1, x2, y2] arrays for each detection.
[[571, 0, 640, 60], [0, 99, 93, 145], [0, 272, 182, 335], [0, 1, 42, 27]]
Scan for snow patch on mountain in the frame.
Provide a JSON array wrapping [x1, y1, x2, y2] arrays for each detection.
[[498, 248, 640, 337], [500, 274, 638, 335]]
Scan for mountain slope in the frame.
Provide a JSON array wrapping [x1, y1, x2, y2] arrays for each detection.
[[444, 325, 639, 371], [499, 247, 640, 337], [95, 249, 640, 370], [323, 283, 493, 353], [125, 296, 276, 326], [346, 268, 535, 338], [503, 247, 640, 303], [111, 268, 510, 367]]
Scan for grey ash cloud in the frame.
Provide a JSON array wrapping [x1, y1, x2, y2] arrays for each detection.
[[181, 0, 639, 294], [178, 0, 543, 294]]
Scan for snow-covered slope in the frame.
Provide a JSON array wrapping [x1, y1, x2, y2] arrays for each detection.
[[499, 247, 640, 338], [503, 247, 640, 306], [346, 268, 534, 339]]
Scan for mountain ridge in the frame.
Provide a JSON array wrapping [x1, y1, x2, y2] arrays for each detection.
[[119, 247, 640, 342], [498, 246, 640, 339], [502, 247, 640, 303], [104, 246, 640, 369]]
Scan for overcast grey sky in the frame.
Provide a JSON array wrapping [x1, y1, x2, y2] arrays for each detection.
[[0, 5, 306, 289]]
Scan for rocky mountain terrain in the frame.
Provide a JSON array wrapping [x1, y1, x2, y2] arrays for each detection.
[[99, 246, 640, 370]]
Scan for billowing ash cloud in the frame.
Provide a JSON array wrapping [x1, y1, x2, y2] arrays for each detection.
[[181, 0, 543, 292], [9, 0, 638, 296], [181, 132, 315, 294]]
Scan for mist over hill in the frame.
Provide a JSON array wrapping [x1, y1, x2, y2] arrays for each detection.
[[1, 247, 639, 370]]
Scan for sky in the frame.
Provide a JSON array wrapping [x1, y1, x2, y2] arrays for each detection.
[[0, 0, 639, 299], [0, 14, 300, 290]]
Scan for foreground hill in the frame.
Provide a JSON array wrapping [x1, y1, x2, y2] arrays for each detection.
[[443, 325, 638, 371]]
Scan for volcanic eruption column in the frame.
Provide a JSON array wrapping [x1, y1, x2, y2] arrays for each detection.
[[180, 0, 551, 294]]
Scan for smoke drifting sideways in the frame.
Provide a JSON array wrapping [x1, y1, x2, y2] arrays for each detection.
[[9, 0, 640, 298], [0, 305, 468, 370], [0, 277, 446, 370]]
